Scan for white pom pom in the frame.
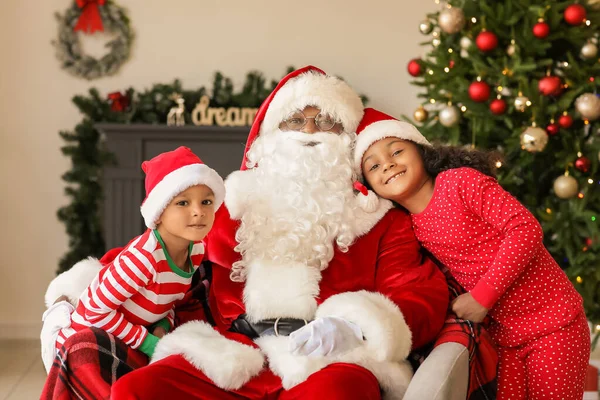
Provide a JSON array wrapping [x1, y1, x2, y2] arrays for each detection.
[[356, 190, 380, 213]]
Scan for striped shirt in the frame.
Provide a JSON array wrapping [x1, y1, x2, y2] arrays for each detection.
[[57, 229, 205, 350]]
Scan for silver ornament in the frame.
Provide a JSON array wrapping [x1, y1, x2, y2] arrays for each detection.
[[581, 42, 598, 59], [438, 8, 466, 34], [553, 175, 579, 199], [419, 20, 433, 34], [460, 36, 472, 49], [500, 87, 513, 97], [520, 126, 548, 152], [575, 93, 600, 121], [439, 105, 461, 127], [514, 95, 531, 112]]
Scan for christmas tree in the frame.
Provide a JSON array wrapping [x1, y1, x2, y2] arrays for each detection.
[[408, 0, 600, 343]]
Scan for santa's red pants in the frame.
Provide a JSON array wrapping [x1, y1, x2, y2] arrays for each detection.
[[496, 311, 590, 400], [111, 355, 381, 400]]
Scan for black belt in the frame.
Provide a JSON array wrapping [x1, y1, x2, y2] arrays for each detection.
[[229, 314, 310, 339]]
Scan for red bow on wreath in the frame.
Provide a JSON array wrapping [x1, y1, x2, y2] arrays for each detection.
[[107, 91, 129, 112], [74, 0, 106, 34]]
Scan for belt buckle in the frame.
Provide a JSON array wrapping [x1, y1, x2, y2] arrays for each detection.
[[273, 318, 308, 337]]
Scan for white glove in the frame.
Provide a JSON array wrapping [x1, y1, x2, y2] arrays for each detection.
[[40, 301, 74, 374], [289, 316, 364, 357]]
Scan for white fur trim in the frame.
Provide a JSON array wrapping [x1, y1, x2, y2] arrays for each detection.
[[152, 321, 265, 390], [255, 335, 330, 389], [224, 169, 255, 220], [141, 163, 225, 229], [256, 299, 413, 398], [262, 71, 364, 135], [350, 198, 394, 238], [354, 120, 431, 173], [244, 260, 321, 322], [44, 257, 102, 307], [356, 190, 379, 213], [316, 291, 412, 362]]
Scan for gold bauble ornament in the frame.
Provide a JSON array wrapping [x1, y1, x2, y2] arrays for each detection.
[[581, 42, 598, 59], [575, 93, 600, 121], [553, 174, 579, 199], [520, 125, 548, 152], [588, 0, 600, 9], [438, 7, 466, 34], [514, 95, 531, 112], [419, 20, 433, 34], [414, 106, 429, 122], [507, 44, 516, 56]]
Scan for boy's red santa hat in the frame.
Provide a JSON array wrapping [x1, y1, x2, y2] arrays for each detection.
[[354, 107, 431, 174], [241, 65, 364, 169], [140, 146, 225, 229]]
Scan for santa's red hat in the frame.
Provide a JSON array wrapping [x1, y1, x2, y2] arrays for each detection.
[[140, 146, 225, 229], [241, 65, 364, 170], [354, 108, 431, 174]]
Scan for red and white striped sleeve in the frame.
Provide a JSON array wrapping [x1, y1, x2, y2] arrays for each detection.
[[166, 307, 176, 330], [79, 248, 156, 349]]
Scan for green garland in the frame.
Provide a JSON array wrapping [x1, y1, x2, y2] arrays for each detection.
[[53, 1, 133, 80]]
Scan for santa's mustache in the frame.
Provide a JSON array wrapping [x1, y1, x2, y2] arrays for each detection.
[[276, 130, 354, 154]]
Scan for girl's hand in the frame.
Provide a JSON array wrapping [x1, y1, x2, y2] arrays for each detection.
[[451, 293, 488, 323], [153, 326, 168, 338]]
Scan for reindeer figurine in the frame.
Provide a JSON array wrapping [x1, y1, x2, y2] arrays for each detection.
[[167, 93, 186, 126]]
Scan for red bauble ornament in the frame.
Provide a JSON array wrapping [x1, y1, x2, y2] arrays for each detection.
[[538, 76, 563, 96], [586, 237, 594, 247], [575, 156, 591, 172], [564, 4, 587, 26], [469, 81, 491, 102], [476, 31, 498, 52], [533, 21, 550, 38], [546, 123, 560, 135], [490, 98, 507, 115], [558, 114, 573, 128], [407, 59, 423, 77]]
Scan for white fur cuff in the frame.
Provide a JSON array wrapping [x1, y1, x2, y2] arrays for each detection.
[[151, 321, 265, 390], [44, 257, 102, 307], [316, 291, 412, 362]]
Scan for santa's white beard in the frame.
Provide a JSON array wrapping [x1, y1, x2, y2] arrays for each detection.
[[231, 129, 358, 282]]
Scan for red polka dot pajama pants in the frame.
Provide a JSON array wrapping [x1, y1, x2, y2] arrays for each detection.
[[497, 312, 590, 400]]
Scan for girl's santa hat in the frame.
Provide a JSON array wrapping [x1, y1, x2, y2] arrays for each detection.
[[140, 146, 225, 228], [241, 65, 364, 170], [353, 108, 431, 174]]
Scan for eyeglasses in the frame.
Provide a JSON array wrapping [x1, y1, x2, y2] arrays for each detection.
[[282, 110, 340, 132]]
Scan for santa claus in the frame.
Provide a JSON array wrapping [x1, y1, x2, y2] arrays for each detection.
[[109, 66, 448, 399], [45, 66, 449, 400]]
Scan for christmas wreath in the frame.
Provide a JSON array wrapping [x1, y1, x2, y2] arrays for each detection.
[[53, 0, 133, 80]]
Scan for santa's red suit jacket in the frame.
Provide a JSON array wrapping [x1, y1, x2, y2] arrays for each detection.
[[205, 205, 448, 351]]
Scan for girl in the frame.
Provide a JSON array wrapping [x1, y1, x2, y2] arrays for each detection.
[[354, 108, 589, 400]]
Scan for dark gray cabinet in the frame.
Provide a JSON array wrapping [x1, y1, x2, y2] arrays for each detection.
[[96, 124, 248, 249]]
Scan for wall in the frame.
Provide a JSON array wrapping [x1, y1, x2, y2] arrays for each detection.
[[0, 0, 438, 338]]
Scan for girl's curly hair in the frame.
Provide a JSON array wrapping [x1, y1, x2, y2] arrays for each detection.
[[417, 144, 501, 179]]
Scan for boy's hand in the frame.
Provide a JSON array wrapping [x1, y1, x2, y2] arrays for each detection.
[[451, 293, 488, 323], [153, 326, 168, 338]]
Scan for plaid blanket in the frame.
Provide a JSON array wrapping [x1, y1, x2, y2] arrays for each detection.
[[410, 264, 498, 400], [41, 248, 212, 400], [40, 327, 149, 400]]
